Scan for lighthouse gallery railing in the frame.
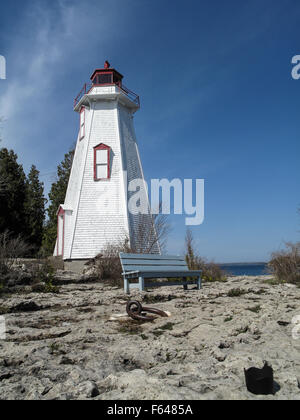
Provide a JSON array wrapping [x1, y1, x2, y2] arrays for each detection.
[[74, 82, 140, 108]]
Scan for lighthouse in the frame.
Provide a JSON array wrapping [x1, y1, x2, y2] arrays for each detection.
[[54, 62, 159, 270]]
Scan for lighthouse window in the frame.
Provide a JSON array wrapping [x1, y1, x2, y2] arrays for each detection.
[[91, 73, 113, 85], [80, 107, 85, 139], [98, 73, 112, 84], [94, 145, 110, 180]]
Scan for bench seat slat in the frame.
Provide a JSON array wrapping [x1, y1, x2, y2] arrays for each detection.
[[119, 253, 185, 261], [123, 270, 202, 279], [121, 259, 187, 267], [122, 265, 189, 272]]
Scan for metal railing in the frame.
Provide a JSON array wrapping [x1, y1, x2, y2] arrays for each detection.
[[74, 82, 140, 108], [74, 83, 88, 108]]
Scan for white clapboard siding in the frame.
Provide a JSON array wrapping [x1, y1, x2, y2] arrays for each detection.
[[55, 83, 159, 261]]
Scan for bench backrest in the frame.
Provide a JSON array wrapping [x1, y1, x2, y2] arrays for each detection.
[[119, 253, 188, 273]]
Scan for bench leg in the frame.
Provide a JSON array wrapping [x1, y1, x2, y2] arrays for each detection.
[[124, 277, 130, 294], [197, 276, 202, 290], [138, 276, 145, 292], [183, 278, 188, 290]]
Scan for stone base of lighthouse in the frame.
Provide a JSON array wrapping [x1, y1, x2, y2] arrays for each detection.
[[63, 259, 90, 274]]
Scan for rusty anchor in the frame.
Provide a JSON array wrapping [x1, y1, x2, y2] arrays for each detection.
[[126, 300, 169, 321]]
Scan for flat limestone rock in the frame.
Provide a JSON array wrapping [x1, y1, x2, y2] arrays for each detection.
[[0, 275, 300, 400]]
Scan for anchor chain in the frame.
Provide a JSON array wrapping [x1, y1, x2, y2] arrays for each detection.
[[126, 300, 168, 321]]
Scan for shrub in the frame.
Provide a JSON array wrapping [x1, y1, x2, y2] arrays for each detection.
[[185, 229, 226, 282], [268, 242, 300, 285], [85, 237, 132, 287], [247, 305, 261, 313], [116, 321, 143, 335], [0, 233, 60, 293], [36, 261, 55, 283], [200, 261, 227, 283], [32, 261, 60, 293], [227, 288, 247, 297], [262, 277, 283, 286], [0, 230, 32, 273], [224, 316, 233, 322]]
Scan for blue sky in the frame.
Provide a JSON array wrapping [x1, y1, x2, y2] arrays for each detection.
[[0, 0, 299, 262]]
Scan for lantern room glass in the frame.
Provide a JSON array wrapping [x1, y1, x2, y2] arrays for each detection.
[[92, 73, 113, 85]]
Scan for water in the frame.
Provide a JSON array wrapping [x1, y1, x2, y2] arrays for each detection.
[[218, 263, 270, 277]]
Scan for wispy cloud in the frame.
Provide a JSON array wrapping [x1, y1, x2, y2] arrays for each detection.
[[1, 2, 71, 118], [0, 0, 131, 182]]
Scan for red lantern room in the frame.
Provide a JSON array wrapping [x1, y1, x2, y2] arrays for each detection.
[[74, 61, 139, 110], [90, 60, 123, 87]]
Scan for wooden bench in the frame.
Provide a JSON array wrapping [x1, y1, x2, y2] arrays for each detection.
[[119, 253, 202, 294]]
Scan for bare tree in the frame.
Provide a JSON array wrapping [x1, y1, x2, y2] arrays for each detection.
[[185, 228, 226, 282], [0, 230, 32, 273], [132, 204, 171, 254], [268, 242, 300, 285], [151, 211, 170, 253], [185, 228, 203, 269]]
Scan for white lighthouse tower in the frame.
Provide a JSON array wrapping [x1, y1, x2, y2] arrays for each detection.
[[54, 61, 159, 270]]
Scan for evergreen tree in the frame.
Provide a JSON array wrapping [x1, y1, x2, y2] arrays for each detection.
[[0, 148, 27, 236], [24, 165, 46, 252], [42, 148, 74, 255]]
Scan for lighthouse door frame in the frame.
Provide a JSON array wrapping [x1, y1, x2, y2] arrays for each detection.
[[57, 207, 65, 257]]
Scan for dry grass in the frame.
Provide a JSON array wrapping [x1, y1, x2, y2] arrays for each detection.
[[0, 231, 32, 274], [116, 319, 143, 335], [0, 233, 60, 293], [133, 208, 170, 254], [246, 305, 261, 313], [227, 288, 247, 297], [185, 229, 226, 283], [85, 238, 132, 287], [268, 242, 300, 285], [0, 231, 33, 291]]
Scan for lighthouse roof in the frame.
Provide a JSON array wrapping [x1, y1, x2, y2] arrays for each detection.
[[90, 67, 123, 81]]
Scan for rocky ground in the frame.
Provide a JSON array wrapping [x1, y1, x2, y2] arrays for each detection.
[[0, 275, 299, 400]]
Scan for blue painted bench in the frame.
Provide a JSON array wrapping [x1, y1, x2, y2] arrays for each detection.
[[119, 253, 202, 294]]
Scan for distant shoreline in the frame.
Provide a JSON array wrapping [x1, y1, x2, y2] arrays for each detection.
[[218, 262, 270, 277], [218, 262, 267, 266]]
